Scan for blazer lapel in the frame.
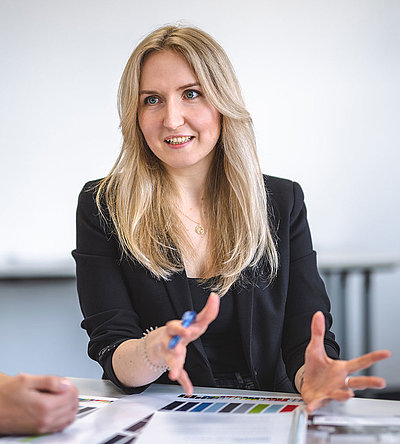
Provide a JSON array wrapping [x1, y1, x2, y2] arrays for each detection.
[[163, 271, 210, 366], [234, 279, 255, 373], [163, 270, 193, 317]]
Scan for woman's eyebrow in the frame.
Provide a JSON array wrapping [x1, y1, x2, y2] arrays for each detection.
[[139, 89, 159, 95], [139, 83, 201, 95], [178, 82, 201, 90]]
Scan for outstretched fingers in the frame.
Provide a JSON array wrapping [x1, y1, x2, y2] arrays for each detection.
[[346, 350, 391, 374], [163, 293, 220, 396], [164, 294, 219, 395], [303, 313, 391, 412]]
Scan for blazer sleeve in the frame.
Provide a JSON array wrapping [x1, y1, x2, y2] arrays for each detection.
[[72, 181, 148, 394], [273, 180, 340, 385]]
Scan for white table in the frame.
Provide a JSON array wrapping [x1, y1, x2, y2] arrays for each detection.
[[68, 378, 400, 443]]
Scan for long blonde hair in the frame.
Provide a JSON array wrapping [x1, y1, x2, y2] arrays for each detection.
[[97, 25, 278, 295]]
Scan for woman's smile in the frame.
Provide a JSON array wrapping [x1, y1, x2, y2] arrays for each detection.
[[164, 135, 195, 147]]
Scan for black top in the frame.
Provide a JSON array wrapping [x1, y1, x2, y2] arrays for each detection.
[[73, 175, 340, 394], [187, 278, 249, 374]]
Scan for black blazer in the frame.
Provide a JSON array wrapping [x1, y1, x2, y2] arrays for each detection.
[[73, 176, 339, 394]]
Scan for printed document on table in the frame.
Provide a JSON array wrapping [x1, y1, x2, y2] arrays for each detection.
[[135, 409, 306, 444]]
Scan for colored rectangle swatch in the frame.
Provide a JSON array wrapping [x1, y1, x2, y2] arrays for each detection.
[[78, 406, 96, 415], [204, 402, 227, 412], [248, 404, 269, 414], [264, 404, 283, 413], [219, 403, 241, 413], [102, 434, 127, 444], [125, 420, 148, 432], [233, 403, 253, 414], [161, 401, 185, 410], [191, 402, 212, 412], [280, 404, 298, 413], [176, 402, 198, 411]]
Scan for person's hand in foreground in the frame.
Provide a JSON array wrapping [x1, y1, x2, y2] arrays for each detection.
[[300, 311, 391, 413], [0, 373, 79, 435]]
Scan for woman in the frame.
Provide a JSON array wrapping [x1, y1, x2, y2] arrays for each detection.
[[73, 25, 390, 412]]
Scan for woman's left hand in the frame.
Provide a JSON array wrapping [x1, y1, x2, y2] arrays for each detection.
[[300, 311, 391, 413]]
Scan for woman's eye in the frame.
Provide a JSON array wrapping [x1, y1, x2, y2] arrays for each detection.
[[144, 96, 159, 105], [184, 90, 200, 99]]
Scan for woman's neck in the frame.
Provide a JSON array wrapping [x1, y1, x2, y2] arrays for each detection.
[[163, 164, 212, 279], [166, 167, 208, 206]]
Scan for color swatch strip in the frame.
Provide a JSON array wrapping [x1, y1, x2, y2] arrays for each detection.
[[159, 400, 298, 414], [178, 393, 302, 403]]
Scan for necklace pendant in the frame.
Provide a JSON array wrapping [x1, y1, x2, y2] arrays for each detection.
[[195, 224, 205, 236]]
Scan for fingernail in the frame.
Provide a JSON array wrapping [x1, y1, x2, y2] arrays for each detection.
[[60, 378, 72, 389]]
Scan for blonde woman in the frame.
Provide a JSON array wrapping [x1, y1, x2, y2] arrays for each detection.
[[73, 25, 390, 412]]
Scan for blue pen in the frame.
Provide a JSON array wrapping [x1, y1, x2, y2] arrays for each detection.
[[169, 311, 197, 349]]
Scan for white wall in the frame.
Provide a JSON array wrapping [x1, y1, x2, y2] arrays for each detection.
[[1, 0, 399, 382]]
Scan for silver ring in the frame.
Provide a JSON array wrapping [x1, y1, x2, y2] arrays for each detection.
[[344, 376, 350, 389]]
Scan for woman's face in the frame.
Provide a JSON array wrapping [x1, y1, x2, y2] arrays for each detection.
[[138, 50, 221, 174]]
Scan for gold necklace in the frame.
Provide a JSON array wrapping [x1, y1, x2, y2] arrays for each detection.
[[178, 209, 206, 236]]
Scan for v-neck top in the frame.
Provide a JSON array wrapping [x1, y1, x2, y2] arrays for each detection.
[[187, 278, 249, 374]]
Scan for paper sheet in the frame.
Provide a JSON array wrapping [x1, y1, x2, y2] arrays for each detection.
[[135, 410, 296, 444], [307, 412, 400, 442]]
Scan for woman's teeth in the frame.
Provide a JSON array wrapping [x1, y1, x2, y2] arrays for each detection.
[[166, 136, 192, 145]]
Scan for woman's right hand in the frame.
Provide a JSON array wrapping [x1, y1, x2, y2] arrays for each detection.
[[146, 292, 220, 395]]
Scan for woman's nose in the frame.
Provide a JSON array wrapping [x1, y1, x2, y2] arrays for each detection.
[[163, 101, 184, 130]]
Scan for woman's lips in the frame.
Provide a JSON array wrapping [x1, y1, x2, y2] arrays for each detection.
[[164, 136, 194, 147]]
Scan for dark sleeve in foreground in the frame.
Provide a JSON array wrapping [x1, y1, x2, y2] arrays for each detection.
[[267, 177, 340, 388], [72, 181, 148, 394]]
